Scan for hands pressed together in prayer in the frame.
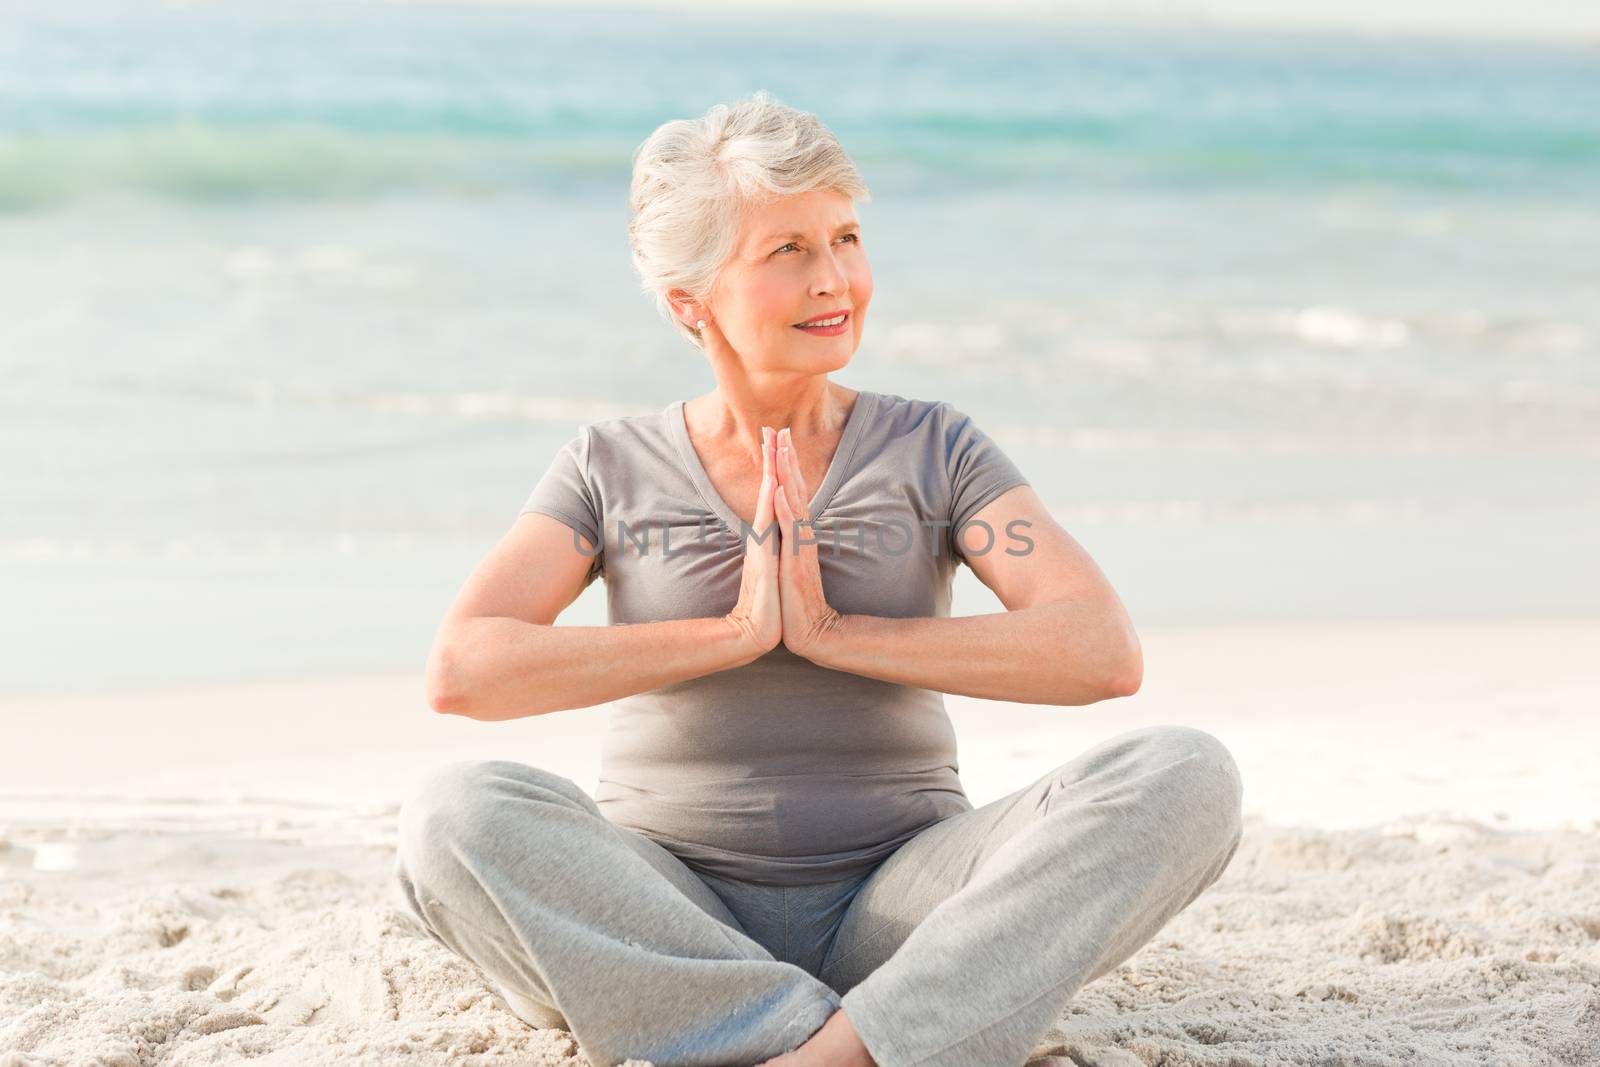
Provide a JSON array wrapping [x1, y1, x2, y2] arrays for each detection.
[[724, 425, 845, 662]]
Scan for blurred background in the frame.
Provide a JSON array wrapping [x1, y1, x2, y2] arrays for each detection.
[[1, 0, 1596, 697]]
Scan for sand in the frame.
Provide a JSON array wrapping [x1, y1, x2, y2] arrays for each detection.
[[3, 617, 1598, 1066]]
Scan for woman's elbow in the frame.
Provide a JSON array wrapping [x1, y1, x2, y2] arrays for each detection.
[[426, 642, 468, 715], [1108, 663, 1142, 698], [1105, 622, 1143, 698]]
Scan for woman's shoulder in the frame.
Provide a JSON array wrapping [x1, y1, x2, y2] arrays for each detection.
[[570, 400, 673, 441], [860, 389, 971, 433], [564, 401, 682, 477]]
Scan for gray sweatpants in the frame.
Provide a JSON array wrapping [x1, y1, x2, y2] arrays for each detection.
[[392, 724, 1244, 1067]]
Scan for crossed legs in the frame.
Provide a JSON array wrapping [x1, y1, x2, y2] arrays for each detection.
[[393, 724, 1243, 1067]]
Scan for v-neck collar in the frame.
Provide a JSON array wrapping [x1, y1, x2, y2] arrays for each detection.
[[668, 388, 876, 535]]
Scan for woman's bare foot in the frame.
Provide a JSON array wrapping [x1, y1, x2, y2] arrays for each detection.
[[756, 1007, 877, 1067]]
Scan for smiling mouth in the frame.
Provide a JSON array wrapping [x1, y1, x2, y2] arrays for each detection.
[[793, 311, 850, 330]]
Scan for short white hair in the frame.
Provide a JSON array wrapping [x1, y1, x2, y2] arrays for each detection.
[[627, 89, 872, 351]]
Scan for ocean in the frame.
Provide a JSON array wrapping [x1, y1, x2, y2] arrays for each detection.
[[3, 0, 1597, 693]]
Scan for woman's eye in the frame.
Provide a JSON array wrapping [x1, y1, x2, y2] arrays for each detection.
[[776, 234, 860, 254]]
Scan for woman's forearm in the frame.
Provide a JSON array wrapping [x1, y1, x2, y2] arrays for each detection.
[[806, 600, 1141, 706], [431, 615, 760, 721]]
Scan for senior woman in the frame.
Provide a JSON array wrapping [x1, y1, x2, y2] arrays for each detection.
[[394, 91, 1244, 1067]]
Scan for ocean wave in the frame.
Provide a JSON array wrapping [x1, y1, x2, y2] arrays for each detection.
[[879, 305, 1597, 381], [55, 353, 1600, 456], [65, 367, 643, 423], [0, 124, 627, 212], [2, 112, 1596, 213], [5, 1, 1597, 213]]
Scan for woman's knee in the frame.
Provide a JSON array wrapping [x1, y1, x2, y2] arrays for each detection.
[[396, 759, 586, 869], [1132, 725, 1244, 831]]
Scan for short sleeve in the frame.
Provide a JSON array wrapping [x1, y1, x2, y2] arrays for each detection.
[[519, 426, 604, 584], [942, 402, 1030, 565]]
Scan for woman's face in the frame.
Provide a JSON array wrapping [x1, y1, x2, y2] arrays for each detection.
[[704, 188, 872, 374]]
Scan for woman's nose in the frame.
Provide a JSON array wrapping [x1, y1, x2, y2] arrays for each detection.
[[811, 256, 847, 296]]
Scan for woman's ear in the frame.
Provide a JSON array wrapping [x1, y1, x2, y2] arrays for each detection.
[[666, 288, 698, 328]]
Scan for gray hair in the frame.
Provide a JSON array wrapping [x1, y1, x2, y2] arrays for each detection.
[[627, 89, 872, 351]]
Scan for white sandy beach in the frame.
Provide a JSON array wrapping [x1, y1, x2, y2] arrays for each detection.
[[2, 616, 1597, 1066]]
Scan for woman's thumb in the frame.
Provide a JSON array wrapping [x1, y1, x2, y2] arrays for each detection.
[[754, 428, 776, 530]]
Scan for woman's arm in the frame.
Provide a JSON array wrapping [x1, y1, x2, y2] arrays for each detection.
[[803, 484, 1142, 706], [805, 600, 1136, 706], [433, 614, 761, 721], [427, 511, 766, 721]]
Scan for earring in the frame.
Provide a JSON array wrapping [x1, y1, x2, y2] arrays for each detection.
[[696, 319, 706, 330]]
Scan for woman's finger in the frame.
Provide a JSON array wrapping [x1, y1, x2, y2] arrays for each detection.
[[768, 437, 781, 525], [775, 460, 815, 568], [773, 467, 791, 524], [773, 473, 803, 556], [780, 428, 810, 510], [756, 428, 776, 531], [776, 442, 789, 512], [778, 443, 806, 520]]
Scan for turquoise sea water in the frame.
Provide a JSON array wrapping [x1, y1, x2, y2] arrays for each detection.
[[3, 1, 1597, 692], [3, 4, 1598, 206]]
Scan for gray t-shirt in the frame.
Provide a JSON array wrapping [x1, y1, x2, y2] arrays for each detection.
[[519, 388, 1031, 886]]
